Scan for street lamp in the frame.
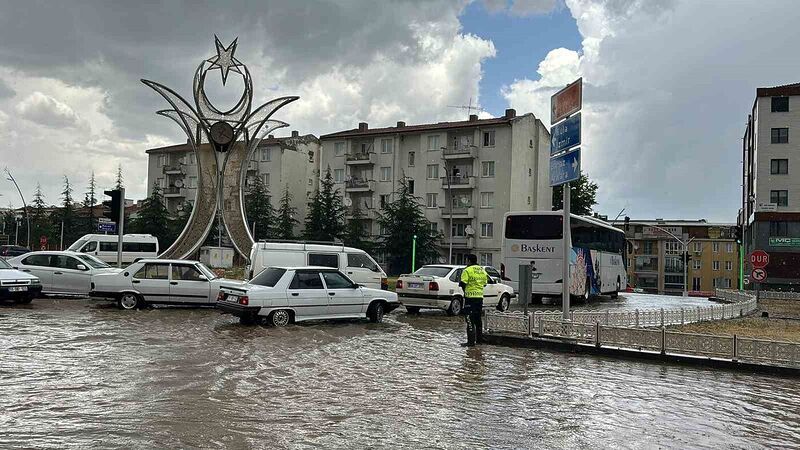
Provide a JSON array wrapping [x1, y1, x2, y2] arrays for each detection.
[[4, 168, 31, 249], [633, 222, 694, 297]]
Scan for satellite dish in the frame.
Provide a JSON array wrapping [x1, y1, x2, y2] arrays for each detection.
[[465, 225, 475, 236], [344, 197, 353, 207], [460, 196, 469, 205], [174, 179, 184, 188]]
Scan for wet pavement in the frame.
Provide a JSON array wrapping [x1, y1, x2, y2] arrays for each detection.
[[2, 297, 799, 449]]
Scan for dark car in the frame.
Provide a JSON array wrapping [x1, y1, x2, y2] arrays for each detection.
[[0, 245, 31, 258]]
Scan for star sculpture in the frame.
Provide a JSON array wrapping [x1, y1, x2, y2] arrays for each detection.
[[206, 35, 243, 85]]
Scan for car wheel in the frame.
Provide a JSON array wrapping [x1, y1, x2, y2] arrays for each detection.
[[118, 293, 141, 310], [497, 294, 511, 312], [405, 306, 421, 314], [17, 296, 33, 304], [446, 297, 462, 316], [367, 301, 385, 323], [269, 309, 291, 327], [610, 277, 620, 299]]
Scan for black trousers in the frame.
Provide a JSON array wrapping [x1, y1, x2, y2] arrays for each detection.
[[464, 297, 483, 345]]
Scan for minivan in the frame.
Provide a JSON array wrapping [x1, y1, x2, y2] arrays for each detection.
[[247, 241, 388, 290], [68, 234, 159, 264]]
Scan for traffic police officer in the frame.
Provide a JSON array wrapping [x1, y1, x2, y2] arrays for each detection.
[[459, 254, 488, 347]]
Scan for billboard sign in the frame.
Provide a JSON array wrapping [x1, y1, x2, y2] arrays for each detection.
[[550, 112, 581, 155], [550, 148, 581, 186], [98, 222, 117, 233], [551, 78, 583, 124], [769, 237, 800, 247]]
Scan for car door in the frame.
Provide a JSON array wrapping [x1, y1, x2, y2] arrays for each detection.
[[17, 254, 54, 291], [170, 263, 212, 304], [321, 270, 364, 316], [51, 255, 92, 294], [286, 270, 328, 318], [345, 253, 383, 289], [131, 262, 170, 303]]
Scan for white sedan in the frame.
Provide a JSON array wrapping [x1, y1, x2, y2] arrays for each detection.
[[90, 259, 233, 309], [396, 264, 517, 315], [217, 266, 400, 326], [7, 251, 122, 296]]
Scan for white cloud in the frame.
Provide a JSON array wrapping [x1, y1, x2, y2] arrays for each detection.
[[15, 91, 80, 128]]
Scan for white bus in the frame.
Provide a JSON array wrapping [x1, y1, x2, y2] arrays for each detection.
[[68, 234, 159, 264], [501, 211, 626, 303]]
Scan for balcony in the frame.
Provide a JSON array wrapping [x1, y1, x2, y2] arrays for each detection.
[[443, 236, 471, 248], [442, 145, 478, 160], [346, 207, 377, 220], [345, 152, 375, 165], [441, 175, 475, 189], [163, 165, 185, 175], [246, 161, 259, 172], [163, 186, 185, 198], [440, 206, 475, 219], [345, 179, 373, 192]]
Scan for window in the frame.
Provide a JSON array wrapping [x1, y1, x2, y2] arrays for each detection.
[[408, 179, 415, 194], [261, 148, 271, 161], [483, 130, 495, 147], [308, 151, 314, 163], [308, 253, 339, 268], [452, 223, 467, 237], [347, 253, 380, 272], [725, 261, 733, 271], [481, 161, 495, 178], [770, 190, 789, 206], [480, 253, 493, 266], [380, 139, 393, 154], [82, 241, 97, 252], [725, 279, 732, 288], [262, 173, 270, 186], [21, 254, 49, 267], [770, 221, 789, 237], [334, 142, 345, 156], [713, 260, 720, 271], [712, 242, 719, 252], [427, 135, 440, 151], [290, 271, 324, 289], [429, 222, 438, 233], [480, 222, 493, 238], [504, 215, 563, 240], [480, 192, 494, 208], [692, 277, 701, 291], [172, 265, 205, 281], [693, 242, 702, 252], [426, 193, 438, 208], [334, 169, 344, 183], [771, 127, 789, 144], [380, 194, 389, 208], [426, 164, 439, 179], [52, 256, 82, 270], [771, 159, 788, 174], [772, 96, 789, 112], [134, 263, 169, 280], [251, 268, 286, 287], [100, 242, 118, 252], [322, 271, 354, 288], [408, 151, 415, 167], [380, 167, 392, 182], [188, 176, 197, 188], [726, 243, 733, 253], [158, 155, 167, 166], [693, 259, 701, 270], [485, 266, 501, 278]]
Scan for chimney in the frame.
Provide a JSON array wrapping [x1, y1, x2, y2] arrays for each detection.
[[469, 114, 478, 122], [504, 108, 516, 118], [267, 134, 274, 139], [358, 122, 369, 131], [396, 121, 406, 128], [291, 130, 299, 137]]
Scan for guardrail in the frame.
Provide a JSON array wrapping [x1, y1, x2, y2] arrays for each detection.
[[759, 290, 800, 301]]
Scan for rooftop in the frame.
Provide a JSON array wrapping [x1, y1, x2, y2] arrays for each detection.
[[610, 219, 736, 227], [146, 133, 318, 154], [756, 82, 800, 98]]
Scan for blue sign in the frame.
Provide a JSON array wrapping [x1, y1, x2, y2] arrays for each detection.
[[550, 112, 581, 156], [98, 222, 116, 233], [550, 148, 581, 186]]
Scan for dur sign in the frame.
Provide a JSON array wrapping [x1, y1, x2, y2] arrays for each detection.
[[551, 78, 582, 125], [550, 112, 581, 156], [550, 148, 581, 186]]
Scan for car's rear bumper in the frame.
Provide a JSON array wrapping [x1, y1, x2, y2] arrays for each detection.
[[0, 285, 42, 300], [216, 301, 261, 317], [398, 292, 453, 310]]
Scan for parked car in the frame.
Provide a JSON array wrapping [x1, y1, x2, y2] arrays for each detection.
[[0, 245, 31, 258], [395, 265, 517, 315], [217, 266, 400, 326], [67, 233, 159, 265], [90, 259, 231, 309], [7, 251, 122, 296], [0, 257, 41, 303], [247, 241, 388, 289]]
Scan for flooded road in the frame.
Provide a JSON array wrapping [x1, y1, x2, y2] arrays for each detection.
[[2, 298, 799, 449]]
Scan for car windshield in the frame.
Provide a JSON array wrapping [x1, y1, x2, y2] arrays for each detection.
[[74, 254, 111, 269], [0, 258, 11, 269], [251, 267, 286, 287], [413, 266, 453, 277], [196, 263, 218, 280], [68, 239, 87, 252]]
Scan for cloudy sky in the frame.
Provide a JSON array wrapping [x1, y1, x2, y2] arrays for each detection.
[[0, 0, 797, 222]]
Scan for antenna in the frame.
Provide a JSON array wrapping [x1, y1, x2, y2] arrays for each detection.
[[447, 97, 487, 117]]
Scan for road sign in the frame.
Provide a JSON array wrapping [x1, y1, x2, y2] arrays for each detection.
[[743, 277, 750, 286], [751, 268, 767, 282], [98, 222, 117, 233], [550, 148, 581, 187], [551, 78, 582, 124], [749, 250, 769, 269], [39, 235, 47, 251], [550, 112, 581, 156]]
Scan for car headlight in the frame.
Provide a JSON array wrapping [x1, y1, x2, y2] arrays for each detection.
[[30, 278, 41, 285]]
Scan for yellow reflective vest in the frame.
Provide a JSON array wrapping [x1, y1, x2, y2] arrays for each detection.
[[460, 264, 488, 298]]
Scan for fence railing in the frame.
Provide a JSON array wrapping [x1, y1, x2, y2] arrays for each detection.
[[759, 290, 800, 301]]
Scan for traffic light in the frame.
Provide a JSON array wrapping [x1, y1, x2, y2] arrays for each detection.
[[103, 189, 122, 222], [682, 251, 692, 265], [734, 225, 743, 244]]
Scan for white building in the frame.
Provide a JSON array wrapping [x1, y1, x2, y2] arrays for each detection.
[[319, 109, 551, 267]]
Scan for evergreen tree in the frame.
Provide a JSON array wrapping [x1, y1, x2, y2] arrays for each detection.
[[377, 177, 442, 274], [1, 205, 17, 240], [57, 176, 81, 248], [304, 167, 346, 241], [83, 172, 98, 235], [244, 175, 275, 241], [552, 173, 598, 215], [169, 200, 193, 244], [343, 201, 371, 252], [30, 184, 52, 248], [129, 183, 171, 249], [274, 185, 299, 240], [115, 164, 124, 190]]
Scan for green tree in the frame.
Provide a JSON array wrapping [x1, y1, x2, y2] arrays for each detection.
[[377, 177, 442, 274], [1, 205, 17, 241], [343, 201, 371, 252], [169, 200, 193, 244], [129, 184, 171, 250], [552, 173, 598, 215], [56, 176, 81, 248], [30, 183, 52, 248], [274, 185, 299, 240], [83, 171, 98, 235], [304, 167, 345, 241], [245, 175, 275, 241]]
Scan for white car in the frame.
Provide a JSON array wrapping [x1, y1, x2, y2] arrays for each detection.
[[216, 266, 400, 326], [0, 257, 42, 304], [90, 259, 231, 309], [7, 251, 122, 296], [396, 265, 517, 315]]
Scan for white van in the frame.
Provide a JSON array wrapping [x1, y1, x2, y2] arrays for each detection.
[[247, 241, 388, 290], [68, 234, 159, 264]]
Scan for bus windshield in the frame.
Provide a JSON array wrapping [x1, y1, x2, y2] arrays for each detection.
[[68, 239, 87, 251], [505, 215, 563, 240]]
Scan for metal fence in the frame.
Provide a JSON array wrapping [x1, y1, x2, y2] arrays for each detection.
[[759, 290, 800, 301]]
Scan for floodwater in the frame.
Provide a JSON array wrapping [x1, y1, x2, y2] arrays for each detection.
[[2, 298, 799, 449], [509, 292, 716, 313]]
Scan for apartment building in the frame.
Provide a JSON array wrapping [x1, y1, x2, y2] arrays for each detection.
[[145, 132, 320, 236], [741, 83, 800, 289], [613, 219, 739, 295], [318, 109, 551, 267]]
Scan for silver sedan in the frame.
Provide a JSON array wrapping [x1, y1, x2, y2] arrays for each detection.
[[7, 251, 121, 296]]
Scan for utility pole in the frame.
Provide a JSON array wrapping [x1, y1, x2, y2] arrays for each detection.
[[440, 151, 453, 264], [4, 168, 31, 249], [117, 188, 125, 268], [562, 183, 571, 320]]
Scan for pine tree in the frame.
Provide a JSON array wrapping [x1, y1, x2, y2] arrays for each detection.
[[30, 183, 52, 249], [275, 185, 299, 240], [129, 183, 171, 250], [377, 177, 442, 274], [552, 173, 598, 215], [343, 201, 371, 252], [57, 176, 81, 248], [244, 175, 275, 241], [115, 164, 124, 190], [83, 172, 97, 235], [304, 167, 345, 241]]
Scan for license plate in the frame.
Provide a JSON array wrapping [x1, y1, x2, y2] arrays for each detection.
[[9, 286, 27, 292], [408, 282, 422, 289], [227, 295, 238, 302]]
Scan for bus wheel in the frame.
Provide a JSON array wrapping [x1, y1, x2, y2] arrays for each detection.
[[610, 277, 620, 299], [531, 295, 543, 305]]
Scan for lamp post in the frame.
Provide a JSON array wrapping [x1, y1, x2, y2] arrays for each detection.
[[411, 234, 417, 272], [440, 148, 453, 264], [4, 168, 30, 249], [634, 223, 694, 297]]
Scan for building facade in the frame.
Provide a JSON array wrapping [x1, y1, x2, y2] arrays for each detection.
[[613, 219, 740, 296], [146, 132, 321, 237], [319, 109, 552, 267]]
